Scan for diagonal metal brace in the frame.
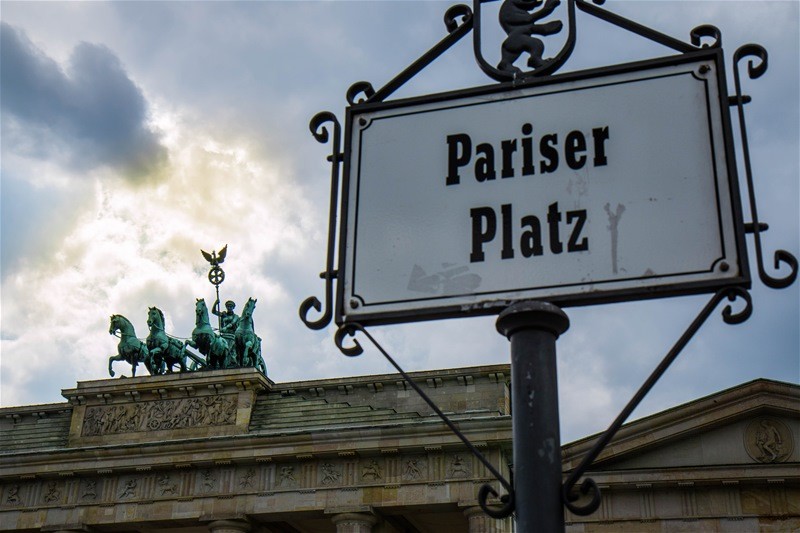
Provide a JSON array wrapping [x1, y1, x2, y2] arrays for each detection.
[[562, 287, 752, 515], [575, 0, 710, 53], [347, 5, 474, 105]]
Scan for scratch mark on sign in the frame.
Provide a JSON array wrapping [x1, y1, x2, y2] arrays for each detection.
[[604, 203, 626, 274], [408, 264, 482, 295]]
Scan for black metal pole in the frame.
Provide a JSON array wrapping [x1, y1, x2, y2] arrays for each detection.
[[496, 301, 569, 533]]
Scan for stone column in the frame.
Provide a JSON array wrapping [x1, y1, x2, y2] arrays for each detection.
[[207, 519, 251, 533], [464, 506, 509, 533], [331, 512, 377, 533]]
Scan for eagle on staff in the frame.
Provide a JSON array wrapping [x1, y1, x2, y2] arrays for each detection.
[[202, 244, 228, 269]]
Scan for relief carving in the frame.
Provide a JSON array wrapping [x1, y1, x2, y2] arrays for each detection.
[[157, 474, 177, 496], [361, 459, 383, 481], [119, 479, 138, 499], [239, 468, 256, 489], [320, 462, 342, 485], [201, 470, 217, 493], [43, 481, 61, 503], [403, 457, 426, 481], [81, 395, 237, 436], [5, 484, 21, 505], [277, 466, 297, 488], [81, 479, 97, 500], [745, 418, 794, 463], [448, 454, 472, 478]]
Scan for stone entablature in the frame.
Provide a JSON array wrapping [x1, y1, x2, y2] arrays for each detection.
[[561, 476, 800, 531], [0, 366, 514, 531], [0, 446, 507, 510]]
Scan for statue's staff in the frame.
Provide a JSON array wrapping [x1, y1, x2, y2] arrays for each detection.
[[201, 244, 228, 331]]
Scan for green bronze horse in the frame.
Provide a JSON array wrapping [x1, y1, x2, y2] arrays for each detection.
[[235, 297, 267, 375], [186, 298, 234, 370], [146, 307, 188, 374], [108, 314, 151, 377]]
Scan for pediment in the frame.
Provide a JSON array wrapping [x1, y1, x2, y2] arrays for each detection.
[[563, 379, 800, 471]]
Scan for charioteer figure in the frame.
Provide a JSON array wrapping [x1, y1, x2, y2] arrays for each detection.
[[212, 299, 239, 346]]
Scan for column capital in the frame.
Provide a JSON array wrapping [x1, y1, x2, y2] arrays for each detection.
[[464, 506, 509, 532], [207, 519, 251, 533], [464, 505, 487, 519], [331, 512, 378, 532]]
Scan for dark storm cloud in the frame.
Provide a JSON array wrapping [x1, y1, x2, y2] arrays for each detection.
[[0, 22, 165, 178]]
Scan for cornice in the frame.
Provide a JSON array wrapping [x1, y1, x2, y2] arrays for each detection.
[[269, 364, 510, 394], [562, 462, 800, 487], [61, 368, 273, 406]]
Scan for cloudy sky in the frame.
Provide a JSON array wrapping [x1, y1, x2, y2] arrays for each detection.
[[1, 0, 797, 443]]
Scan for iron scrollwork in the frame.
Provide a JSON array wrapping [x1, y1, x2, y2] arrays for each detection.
[[335, 323, 515, 518], [562, 287, 753, 515], [690, 24, 721, 48], [346, 81, 376, 106], [732, 44, 798, 289], [299, 112, 342, 330]]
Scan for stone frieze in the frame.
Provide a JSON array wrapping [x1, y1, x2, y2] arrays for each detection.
[[0, 451, 486, 511], [81, 395, 237, 436]]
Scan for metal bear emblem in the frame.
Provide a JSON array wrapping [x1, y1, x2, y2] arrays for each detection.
[[473, 0, 575, 81], [498, 0, 564, 72]]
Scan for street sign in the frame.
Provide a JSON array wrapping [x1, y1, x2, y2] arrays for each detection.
[[298, 4, 796, 529], [338, 50, 749, 326]]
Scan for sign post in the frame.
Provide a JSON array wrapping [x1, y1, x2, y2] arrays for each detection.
[[496, 301, 569, 532]]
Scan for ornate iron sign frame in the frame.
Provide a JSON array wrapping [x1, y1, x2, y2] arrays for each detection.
[[300, 1, 796, 331], [337, 48, 749, 326], [300, 0, 797, 526]]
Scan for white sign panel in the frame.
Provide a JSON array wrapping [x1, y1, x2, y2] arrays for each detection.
[[339, 53, 748, 325]]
